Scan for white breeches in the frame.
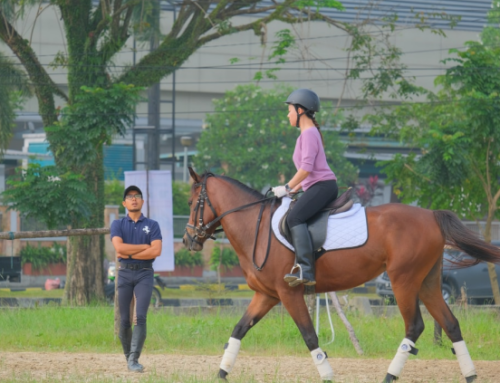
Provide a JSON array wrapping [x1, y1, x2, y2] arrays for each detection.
[[387, 338, 415, 377], [311, 347, 334, 381], [220, 337, 241, 373], [453, 340, 476, 378]]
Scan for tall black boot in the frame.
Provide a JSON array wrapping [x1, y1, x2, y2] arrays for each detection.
[[118, 326, 132, 362], [127, 324, 147, 373], [283, 223, 316, 287]]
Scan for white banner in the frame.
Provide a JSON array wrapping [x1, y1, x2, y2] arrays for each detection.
[[124, 170, 174, 271]]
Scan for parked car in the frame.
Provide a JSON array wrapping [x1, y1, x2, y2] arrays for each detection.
[[376, 241, 500, 304]]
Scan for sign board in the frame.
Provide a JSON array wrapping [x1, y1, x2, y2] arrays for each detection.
[[124, 170, 174, 271]]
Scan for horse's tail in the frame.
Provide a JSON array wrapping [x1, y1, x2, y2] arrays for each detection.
[[433, 210, 500, 265]]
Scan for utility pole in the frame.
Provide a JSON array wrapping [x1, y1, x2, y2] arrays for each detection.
[[147, 0, 161, 170]]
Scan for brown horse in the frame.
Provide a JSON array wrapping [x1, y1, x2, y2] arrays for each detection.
[[182, 168, 500, 383]]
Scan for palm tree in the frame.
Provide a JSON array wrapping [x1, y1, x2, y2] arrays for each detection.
[[0, 50, 31, 157]]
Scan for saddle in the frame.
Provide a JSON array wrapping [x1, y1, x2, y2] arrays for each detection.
[[278, 187, 354, 253]]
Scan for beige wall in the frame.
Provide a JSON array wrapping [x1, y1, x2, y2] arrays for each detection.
[[2, 8, 480, 120]]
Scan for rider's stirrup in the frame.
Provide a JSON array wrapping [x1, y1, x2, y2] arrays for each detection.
[[284, 264, 315, 287], [283, 264, 301, 284]]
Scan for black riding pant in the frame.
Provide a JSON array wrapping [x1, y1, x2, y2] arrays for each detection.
[[286, 180, 338, 228], [118, 267, 154, 328]]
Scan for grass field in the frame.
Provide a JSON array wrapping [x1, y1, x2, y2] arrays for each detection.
[[1, 306, 499, 360]]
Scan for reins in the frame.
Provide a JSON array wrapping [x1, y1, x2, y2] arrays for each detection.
[[184, 173, 276, 271]]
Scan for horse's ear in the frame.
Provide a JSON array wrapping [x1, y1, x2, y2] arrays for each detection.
[[188, 167, 200, 183]]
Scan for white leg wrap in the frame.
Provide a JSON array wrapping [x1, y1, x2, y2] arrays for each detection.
[[311, 347, 334, 381], [387, 338, 415, 377], [219, 337, 241, 373], [453, 341, 476, 378]]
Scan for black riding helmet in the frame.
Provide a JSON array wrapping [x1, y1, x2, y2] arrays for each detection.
[[285, 89, 320, 127]]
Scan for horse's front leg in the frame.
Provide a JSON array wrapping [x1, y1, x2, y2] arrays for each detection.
[[281, 290, 334, 382], [218, 291, 279, 380]]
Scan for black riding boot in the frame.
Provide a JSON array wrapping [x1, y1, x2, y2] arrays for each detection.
[[118, 326, 132, 362], [283, 223, 316, 287], [127, 324, 147, 373]]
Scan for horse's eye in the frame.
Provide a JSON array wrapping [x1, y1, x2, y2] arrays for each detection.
[[188, 201, 192, 206]]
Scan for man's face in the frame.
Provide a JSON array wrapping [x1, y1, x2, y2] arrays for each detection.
[[122, 191, 144, 213]]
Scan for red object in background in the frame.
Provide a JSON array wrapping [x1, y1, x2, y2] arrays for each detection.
[[45, 277, 60, 290], [23, 263, 67, 276]]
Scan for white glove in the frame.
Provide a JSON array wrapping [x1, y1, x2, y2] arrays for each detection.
[[272, 185, 288, 198]]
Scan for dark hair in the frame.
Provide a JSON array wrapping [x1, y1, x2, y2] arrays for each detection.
[[307, 111, 323, 145]]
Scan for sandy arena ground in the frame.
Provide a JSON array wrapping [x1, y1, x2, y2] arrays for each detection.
[[0, 352, 499, 382]]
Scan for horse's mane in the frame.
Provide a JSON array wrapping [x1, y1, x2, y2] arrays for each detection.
[[195, 171, 267, 201]]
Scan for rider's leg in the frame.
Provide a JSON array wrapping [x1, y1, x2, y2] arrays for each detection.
[[284, 180, 337, 286], [284, 223, 316, 286]]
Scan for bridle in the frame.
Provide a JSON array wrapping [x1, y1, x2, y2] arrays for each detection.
[[184, 173, 276, 270]]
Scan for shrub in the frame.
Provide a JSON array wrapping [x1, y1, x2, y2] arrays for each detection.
[[174, 248, 203, 267], [20, 242, 67, 270], [172, 181, 191, 215], [209, 247, 239, 271]]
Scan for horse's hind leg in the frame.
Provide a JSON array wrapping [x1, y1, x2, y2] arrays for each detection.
[[419, 269, 477, 383], [218, 291, 279, 380], [281, 291, 334, 382], [384, 280, 426, 383]]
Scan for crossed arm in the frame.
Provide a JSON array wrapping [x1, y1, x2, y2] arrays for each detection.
[[112, 237, 162, 260]]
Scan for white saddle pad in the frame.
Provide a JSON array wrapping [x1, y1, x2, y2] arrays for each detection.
[[272, 197, 368, 252]]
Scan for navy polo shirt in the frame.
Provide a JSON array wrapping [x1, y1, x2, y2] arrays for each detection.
[[110, 214, 162, 264]]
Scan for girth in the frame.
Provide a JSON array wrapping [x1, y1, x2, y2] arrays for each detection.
[[279, 187, 354, 253]]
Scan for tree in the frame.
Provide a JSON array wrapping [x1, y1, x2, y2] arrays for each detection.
[[1, 0, 352, 304], [0, 51, 31, 156], [366, 13, 500, 303], [194, 84, 358, 190]]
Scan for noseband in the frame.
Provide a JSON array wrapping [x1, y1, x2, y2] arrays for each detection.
[[185, 174, 222, 250], [184, 173, 276, 270]]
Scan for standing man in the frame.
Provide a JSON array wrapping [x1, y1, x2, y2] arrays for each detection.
[[111, 185, 162, 373]]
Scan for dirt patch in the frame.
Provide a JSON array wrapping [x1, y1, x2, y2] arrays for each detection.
[[0, 352, 499, 382]]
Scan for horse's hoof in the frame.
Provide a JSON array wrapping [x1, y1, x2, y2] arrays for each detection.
[[465, 376, 477, 383], [217, 369, 228, 381], [382, 373, 398, 382]]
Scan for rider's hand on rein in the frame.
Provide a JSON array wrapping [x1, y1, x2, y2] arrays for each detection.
[[272, 185, 289, 198]]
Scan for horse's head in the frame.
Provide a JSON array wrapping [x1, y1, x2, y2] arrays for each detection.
[[182, 167, 220, 251]]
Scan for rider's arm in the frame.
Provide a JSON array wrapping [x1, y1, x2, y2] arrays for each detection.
[[287, 169, 309, 191]]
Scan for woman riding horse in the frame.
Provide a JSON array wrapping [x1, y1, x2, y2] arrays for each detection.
[[272, 89, 338, 287]]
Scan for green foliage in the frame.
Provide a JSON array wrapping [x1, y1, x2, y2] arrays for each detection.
[[209, 247, 239, 271], [174, 248, 203, 267], [0, 51, 31, 156], [3, 164, 95, 229], [45, 84, 143, 170], [254, 29, 297, 82], [20, 242, 67, 270], [172, 181, 191, 215], [104, 177, 124, 213], [368, 34, 500, 222], [194, 84, 358, 191]]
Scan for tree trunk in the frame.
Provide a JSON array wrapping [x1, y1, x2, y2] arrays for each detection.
[[64, 151, 105, 304], [483, 210, 500, 305]]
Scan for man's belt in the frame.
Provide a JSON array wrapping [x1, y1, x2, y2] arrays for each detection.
[[121, 262, 153, 270]]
